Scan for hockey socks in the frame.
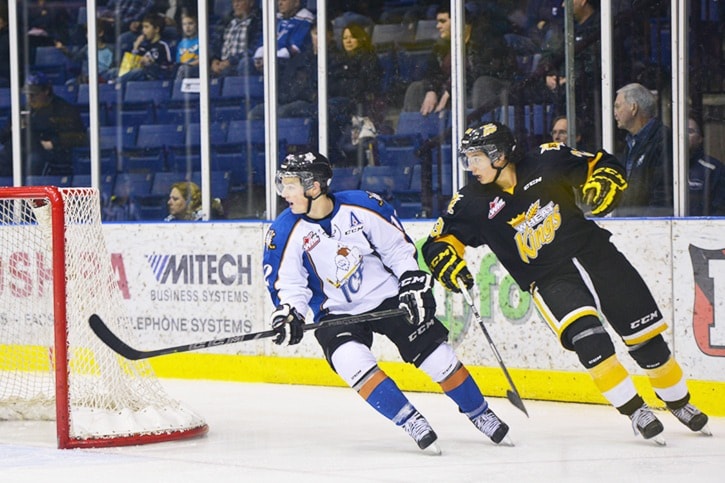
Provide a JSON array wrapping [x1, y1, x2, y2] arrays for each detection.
[[355, 367, 415, 424]]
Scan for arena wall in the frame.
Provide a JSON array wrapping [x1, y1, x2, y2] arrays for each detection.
[[102, 219, 725, 416]]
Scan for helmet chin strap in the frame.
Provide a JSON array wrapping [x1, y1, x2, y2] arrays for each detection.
[[488, 157, 509, 184], [304, 189, 326, 215]]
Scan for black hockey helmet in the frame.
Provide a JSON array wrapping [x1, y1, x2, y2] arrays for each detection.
[[275, 151, 333, 195], [458, 121, 519, 170]]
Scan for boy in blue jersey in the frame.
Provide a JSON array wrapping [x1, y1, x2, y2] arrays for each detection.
[[263, 151, 511, 454], [175, 11, 199, 81]]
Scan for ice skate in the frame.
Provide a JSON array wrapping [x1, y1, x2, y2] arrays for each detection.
[[402, 411, 441, 455], [629, 404, 666, 446], [471, 407, 512, 446], [669, 403, 712, 436]]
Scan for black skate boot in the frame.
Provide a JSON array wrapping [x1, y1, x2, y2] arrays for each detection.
[[470, 408, 512, 445], [629, 404, 665, 445], [669, 403, 712, 435], [401, 411, 441, 455]]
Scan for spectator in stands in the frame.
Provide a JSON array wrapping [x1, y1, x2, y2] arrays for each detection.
[[0, 72, 87, 177], [550, 115, 584, 148], [252, 0, 314, 72], [539, 0, 601, 146], [116, 12, 174, 82], [165, 181, 225, 221], [613, 82, 672, 217], [328, 23, 383, 166], [102, 174, 142, 221], [688, 116, 725, 216], [210, 0, 263, 78], [402, 3, 516, 115], [0, 4, 10, 87], [55, 20, 115, 85], [24, 0, 73, 64], [99, 0, 155, 55], [523, 61, 566, 117], [247, 20, 324, 120], [174, 9, 199, 80]]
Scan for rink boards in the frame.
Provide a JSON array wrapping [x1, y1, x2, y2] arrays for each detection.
[[45, 218, 725, 415]]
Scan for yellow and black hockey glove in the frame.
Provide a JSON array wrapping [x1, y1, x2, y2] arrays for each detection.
[[581, 166, 628, 216], [425, 242, 473, 293]]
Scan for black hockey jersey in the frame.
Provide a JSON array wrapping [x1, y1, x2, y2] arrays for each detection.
[[423, 142, 624, 290]]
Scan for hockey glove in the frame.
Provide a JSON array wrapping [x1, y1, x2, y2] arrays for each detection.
[[270, 304, 305, 345], [581, 166, 628, 216], [426, 242, 473, 293], [398, 270, 436, 325]]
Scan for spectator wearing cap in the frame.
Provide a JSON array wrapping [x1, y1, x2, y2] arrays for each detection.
[[0, 72, 87, 177]]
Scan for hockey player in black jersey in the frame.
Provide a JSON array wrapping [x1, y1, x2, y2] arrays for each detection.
[[422, 121, 711, 444]]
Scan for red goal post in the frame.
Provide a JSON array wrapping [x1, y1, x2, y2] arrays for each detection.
[[0, 186, 208, 448]]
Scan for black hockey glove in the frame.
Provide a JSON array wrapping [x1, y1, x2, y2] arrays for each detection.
[[426, 242, 473, 293], [270, 304, 305, 345], [581, 166, 628, 216], [398, 270, 436, 325]]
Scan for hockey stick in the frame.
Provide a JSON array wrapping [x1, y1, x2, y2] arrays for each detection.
[[89, 308, 407, 361], [459, 281, 529, 417]]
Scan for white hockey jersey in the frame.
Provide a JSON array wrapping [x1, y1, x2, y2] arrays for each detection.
[[263, 191, 419, 322]]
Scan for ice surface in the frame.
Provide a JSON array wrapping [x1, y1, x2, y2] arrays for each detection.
[[1, 379, 723, 482]]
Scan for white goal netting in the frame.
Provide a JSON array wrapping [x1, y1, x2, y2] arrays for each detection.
[[0, 187, 207, 448]]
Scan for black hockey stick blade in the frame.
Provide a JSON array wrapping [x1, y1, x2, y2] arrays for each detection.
[[89, 308, 408, 361], [459, 283, 530, 417]]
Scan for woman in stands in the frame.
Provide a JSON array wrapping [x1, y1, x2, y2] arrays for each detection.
[[165, 181, 224, 221], [327, 23, 383, 166]]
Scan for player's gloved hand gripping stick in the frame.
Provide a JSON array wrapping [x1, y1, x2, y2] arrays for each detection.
[[89, 309, 407, 360], [459, 279, 529, 417]]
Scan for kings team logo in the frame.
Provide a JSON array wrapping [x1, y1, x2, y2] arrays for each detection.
[[688, 245, 725, 357]]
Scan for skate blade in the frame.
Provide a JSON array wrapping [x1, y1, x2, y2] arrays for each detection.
[[422, 441, 442, 455], [699, 424, 713, 436], [649, 434, 667, 446], [496, 434, 515, 447]]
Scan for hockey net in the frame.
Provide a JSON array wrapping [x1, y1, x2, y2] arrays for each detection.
[[0, 186, 208, 448]]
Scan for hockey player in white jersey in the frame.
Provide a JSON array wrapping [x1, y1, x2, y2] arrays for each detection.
[[263, 151, 511, 454]]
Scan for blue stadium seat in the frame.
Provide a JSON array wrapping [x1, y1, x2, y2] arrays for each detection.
[[119, 123, 184, 172], [148, 171, 178, 197], [52, 83, 78, 104], [278, 117, 312, 147], [25, 175, 72, 187], [211, 105, 247, 123], [123, 80, 172, 108], [185, 122, 228, 148], [220, 75, 264, 107], [0, 87, 10, 111], [115, 172, 154, 197], [224, 119, 266, 145], [397, 49, 433, 84], [396, 110, 449, 138], [33, 46, 69, 84], [135, 123, 186, 150], [359, 165, 412, 201], [330, 167, 363, 192], [190, 170, 232, 200], [0, 176, 13, 186], [77, 82, 124, 107], [71, 173, 115, 201], [167, 122, 227, 173], [109, 80, 172, 125]]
